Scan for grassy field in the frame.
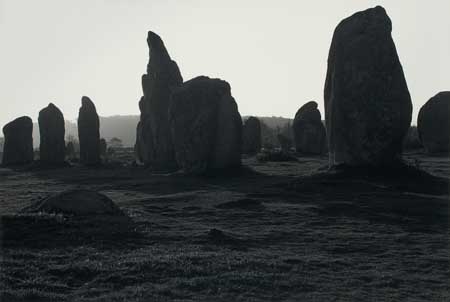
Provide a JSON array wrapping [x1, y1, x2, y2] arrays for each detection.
[[1, 152, 449, 301]]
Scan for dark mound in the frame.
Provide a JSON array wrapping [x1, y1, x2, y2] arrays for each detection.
[[22, 189, 124, 216], [2, 191, 137, 249]]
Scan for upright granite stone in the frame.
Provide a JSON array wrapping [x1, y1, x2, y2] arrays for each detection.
[[135, 31, 183, 171], [78, 96, 100, 165], [169, 76, 242, 174], [2, 116, 33, 165], [324, 6, 412, 166], [38, 103, 65, 164], [242, 117, 262, 155], [293, 101, 326, 155], [418, 92, 450, 154]]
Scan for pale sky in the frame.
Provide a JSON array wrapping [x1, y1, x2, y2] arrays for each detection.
[[0, 0, 449, 129]]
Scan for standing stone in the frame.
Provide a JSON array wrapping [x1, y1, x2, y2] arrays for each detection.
[[78, 96, 100, 165], [169, 76, 242, 174], [418, 92, 450, 154], [293, 101, 326, 155], [2, 116, 33, 165], [38, 103, 65, 164], [135, 31, 183, 171], [242, 117, 262, 155], [324, 6, 412, 166]]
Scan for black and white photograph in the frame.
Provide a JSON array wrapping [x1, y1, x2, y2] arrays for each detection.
[[0, 1, 449, 301]]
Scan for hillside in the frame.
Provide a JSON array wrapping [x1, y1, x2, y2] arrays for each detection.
[[24, 115, 292, 149]]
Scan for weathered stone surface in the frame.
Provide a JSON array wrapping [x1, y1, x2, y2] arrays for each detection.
[[169, 76, 242, 174], [2, 116, 33, 165], [324, 6, 412, 166], [135, 31, 183, 171], [23, 190, 124, 216], [242, 117, 262, 155], [78, 96, 100, 165], [418, 92, 450, 154], [293, 101, 326, 155], [38, 103, 65, 164]]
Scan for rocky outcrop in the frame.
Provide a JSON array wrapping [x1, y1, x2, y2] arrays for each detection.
[[418, 92, 450, 154], [22, 190, 124, 216], [293, 101, 326, 155], [324, 6, 412, 167], [169, 76, 242, 174], [38, 103, 65, 164], [2, 116, 34, 165], [78, 96, 100, 165], [242, 117, 262, 155], [135, 31, 183, 171]]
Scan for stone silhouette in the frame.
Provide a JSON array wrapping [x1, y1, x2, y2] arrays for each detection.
[[135, 31, 183, 170], [418, 92, 450, 154], [38, 103, 66, 164], [324, 6, 412, 166], [2, 116, 33, 165], [169, 76, 242, 174], [242, 117, 262, 155], [78, 96, 101, 165], [293, 101, 326, 155]]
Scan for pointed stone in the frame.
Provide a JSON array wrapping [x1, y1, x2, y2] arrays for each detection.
[[135, 31, 183, 171]]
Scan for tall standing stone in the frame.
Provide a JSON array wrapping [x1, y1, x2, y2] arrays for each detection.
[[135, 31, 183, 170], [242, 117, 262, 155], [293, 101, 326, 155], [38, 103, 65, 164], [169, 76, 242, 174], [78, 96, 101, 165], [324, 6, 412, 166], [2, 116, 33, 165], [418, 92, 450, 154]]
